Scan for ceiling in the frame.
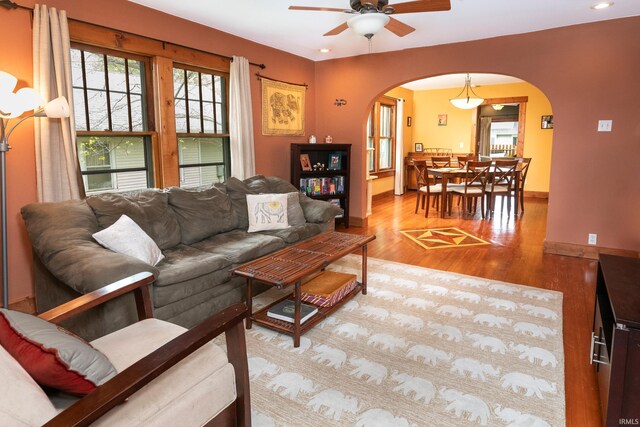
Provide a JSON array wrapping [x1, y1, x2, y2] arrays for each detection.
[[129, 0, 640, 61]]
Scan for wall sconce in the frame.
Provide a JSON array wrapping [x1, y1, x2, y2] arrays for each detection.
[[334, 99, 347, 107]]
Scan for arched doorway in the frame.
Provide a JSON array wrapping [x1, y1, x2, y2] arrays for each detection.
[[368, 73, 553, 208]]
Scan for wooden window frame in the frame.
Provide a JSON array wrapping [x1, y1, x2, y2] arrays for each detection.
[[368, 96, 397, 178], [69, 20, 231, 189]]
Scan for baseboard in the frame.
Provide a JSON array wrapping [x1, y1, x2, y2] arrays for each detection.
[[372, 190, 395, 201], [525, 191, 549, 199], [8, 296, 36, 314], [543, 241, 639, 260], [348, 216, 368, 228]]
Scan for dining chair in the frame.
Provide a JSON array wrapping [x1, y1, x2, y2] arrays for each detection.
[[430, 156, 452, 168], [414, 160, 450, 217], [512, 157, 532, 213], [486, 159, 519, 219], [450, 160, 492, 218], [456, 155, 475, 169]]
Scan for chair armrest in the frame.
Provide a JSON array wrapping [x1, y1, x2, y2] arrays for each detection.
[[43, 303, 249, 427], [38, 272, 155, 324]]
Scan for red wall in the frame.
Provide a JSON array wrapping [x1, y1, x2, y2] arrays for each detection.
[[2, 2, 639, 304], [314, 17, 640, 253]]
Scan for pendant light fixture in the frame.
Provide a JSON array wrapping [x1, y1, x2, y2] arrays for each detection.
[[450, 74, 484, 110]]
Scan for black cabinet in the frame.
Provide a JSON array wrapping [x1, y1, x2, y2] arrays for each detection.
[[290, 143, 351, 228], [591, 254, 640, 426]]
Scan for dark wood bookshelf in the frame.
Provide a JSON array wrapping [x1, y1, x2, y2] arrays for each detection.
[[291, 143, 351, 228]]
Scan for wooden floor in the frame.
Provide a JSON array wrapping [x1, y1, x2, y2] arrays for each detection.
[[337, 192, 602, 426]]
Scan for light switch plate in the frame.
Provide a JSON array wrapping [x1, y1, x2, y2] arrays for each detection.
[[597, 120, 612, 132]]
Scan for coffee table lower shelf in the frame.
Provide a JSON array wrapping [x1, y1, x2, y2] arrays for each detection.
[[251, 282, 363, 335]]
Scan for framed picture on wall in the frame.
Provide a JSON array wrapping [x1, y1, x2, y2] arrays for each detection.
[[415, 143, 424, 152], [438, 114, 448, 126], [541, 115, 553, 129]]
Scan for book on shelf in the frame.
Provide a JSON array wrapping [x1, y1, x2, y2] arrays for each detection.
[[267, 300, 318, 324], [298, 176, 346, 196]]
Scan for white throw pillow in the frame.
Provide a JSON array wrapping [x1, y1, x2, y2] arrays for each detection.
[[92, 215, 165, 265], [246, 194, 289, 232]]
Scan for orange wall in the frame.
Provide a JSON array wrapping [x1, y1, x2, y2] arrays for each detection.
[[314, 17, 640, 252], [1, 0, 317, 304], [411, 82, 554, 193]]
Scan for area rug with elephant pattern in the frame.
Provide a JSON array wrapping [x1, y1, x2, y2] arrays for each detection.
[[235, 255, 564, 427]]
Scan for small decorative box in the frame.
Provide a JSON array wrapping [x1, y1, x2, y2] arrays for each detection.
[[301, 271, 358, 308]]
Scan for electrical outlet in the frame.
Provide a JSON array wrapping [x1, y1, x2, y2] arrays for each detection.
[[597, 120, 612, 132], [459, 142, 464, 148], [588, 233, 598, 245]]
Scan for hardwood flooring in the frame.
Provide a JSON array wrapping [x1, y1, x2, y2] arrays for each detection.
[[337, 192, 602, 426]]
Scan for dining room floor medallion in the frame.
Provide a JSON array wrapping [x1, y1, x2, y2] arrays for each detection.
[[400, 227, 491, 250]]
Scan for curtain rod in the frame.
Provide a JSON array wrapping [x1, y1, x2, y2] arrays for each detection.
[[2, 0, 266, 69], [256, 73, 308, 88]]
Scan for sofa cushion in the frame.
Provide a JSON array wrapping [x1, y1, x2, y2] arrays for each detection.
[[192, 229, 286, 264], [90, 319, 235, 426], [285, 192, 306, 226], [154, 245, 232, 287], [247, 193, 289, 232], [225, 175, 272, 229], [0, 309, 117, 395], [167, 186, 237, 244], [266, 176, 299, 193], [0, 345, 58, 425], [259, 223, 322, 244], [87, 190, 181, 250], [299, 193, 343, 223], [93, 215, 165, 266]]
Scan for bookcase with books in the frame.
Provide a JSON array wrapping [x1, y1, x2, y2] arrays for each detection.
[[291, 143, 351, 228]]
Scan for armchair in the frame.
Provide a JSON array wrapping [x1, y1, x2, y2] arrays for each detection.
[[1, 272, 251, 426]]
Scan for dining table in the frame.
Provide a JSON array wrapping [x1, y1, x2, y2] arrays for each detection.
[[427, 166, 522, 218]]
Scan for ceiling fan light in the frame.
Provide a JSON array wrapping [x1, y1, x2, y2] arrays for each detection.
[[347, 13, 390, 38]]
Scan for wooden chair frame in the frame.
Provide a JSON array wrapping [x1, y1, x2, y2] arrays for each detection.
[[414, 160, 448, 217], [39, 273, 251, 427], [513, 157, 532, 213], [451, 161, 492, 218], [486, 159, 519, 219]]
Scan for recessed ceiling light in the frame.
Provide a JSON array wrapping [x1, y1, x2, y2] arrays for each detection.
[[591, 2, 613, 10], [319, 48, 331, 53]]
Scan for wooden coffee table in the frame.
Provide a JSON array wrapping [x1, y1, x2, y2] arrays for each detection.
[[230, 231, 376, 347]]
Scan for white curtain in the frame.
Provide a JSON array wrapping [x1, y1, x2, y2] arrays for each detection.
[[479, 117, 492, 157], [33, 4, 83, 202], [229, 56, 255, 180], [394, 98, 405, 195]]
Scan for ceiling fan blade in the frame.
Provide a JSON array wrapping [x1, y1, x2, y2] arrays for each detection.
[[289, 6, 350, 12], [391, 0, 451, 14], [385, 17, 415, 37], [324, 22, 349, 36]]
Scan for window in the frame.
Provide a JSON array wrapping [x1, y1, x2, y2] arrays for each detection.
[[173, 66, 230, 187], [367, 97, 396, 175], [69, 23, 233, 193], [71, 46, 154, 193]]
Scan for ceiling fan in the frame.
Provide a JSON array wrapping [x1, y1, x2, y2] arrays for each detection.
[[289, 0, 451, 39]]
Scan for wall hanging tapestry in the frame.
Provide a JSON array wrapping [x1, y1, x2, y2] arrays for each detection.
[[260, 76, 305, 136]]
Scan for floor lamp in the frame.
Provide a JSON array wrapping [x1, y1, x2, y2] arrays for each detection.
[[0, 71, 70, 308]]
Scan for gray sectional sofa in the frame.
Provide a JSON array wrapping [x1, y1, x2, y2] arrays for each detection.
[[21, 175, 341, 340]]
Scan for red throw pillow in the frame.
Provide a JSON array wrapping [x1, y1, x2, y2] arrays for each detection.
[[0, 309, 116, 395]]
